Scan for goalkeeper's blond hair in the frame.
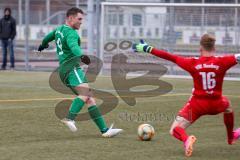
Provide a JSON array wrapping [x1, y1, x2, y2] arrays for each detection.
[[200, 34, 216, 52]]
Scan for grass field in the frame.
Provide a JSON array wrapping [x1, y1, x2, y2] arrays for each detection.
[[0, 71, 240, 160]]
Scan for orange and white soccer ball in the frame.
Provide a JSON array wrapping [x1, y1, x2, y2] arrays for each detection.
[[137, 124, 155, 141]]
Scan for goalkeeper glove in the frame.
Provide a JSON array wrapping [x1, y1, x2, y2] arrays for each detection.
[[80, 55, 90, 65], [132, 39, 153, 53], [38, 44, 49, 52]]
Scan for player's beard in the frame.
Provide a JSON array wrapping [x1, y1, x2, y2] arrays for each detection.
[[73, 23, 80, 30]]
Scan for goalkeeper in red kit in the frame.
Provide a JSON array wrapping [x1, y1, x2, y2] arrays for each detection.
[[133, 34, 240, 157]]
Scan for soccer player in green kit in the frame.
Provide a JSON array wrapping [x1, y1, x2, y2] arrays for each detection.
[[38, 7, 122, 137]]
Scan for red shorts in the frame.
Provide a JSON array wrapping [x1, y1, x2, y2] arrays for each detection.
[[178, 96, 230, 123]]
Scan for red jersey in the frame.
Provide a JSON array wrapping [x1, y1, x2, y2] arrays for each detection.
[[151, 48, 238, 98]]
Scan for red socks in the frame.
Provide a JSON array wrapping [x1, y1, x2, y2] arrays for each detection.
[[224, 112, 234, 144], [173, 126, 188, 142], [172, 112, 234, 144]]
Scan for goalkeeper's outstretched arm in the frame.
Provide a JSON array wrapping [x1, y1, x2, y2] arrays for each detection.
[[150, 48, 179, 63], [132, 39, 179, 63]]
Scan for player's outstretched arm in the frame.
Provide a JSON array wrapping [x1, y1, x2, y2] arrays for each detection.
[[132, 39, 153, 53], [38, 44, 49, 52], [132, 39, 178, 63], [38, 30, 56, 52]]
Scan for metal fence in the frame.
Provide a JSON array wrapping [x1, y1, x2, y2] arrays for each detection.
[[0, 1, 240, 78], [100, 2, 240, 77], [0, 0, 95, 71]]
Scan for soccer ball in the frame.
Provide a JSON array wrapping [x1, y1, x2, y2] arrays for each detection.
[[137, 124, 155, 141]]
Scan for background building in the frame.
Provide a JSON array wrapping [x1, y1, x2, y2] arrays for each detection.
[[0, 0, 239, 76]]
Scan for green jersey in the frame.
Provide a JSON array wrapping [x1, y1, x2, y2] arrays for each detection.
[[41, 24, 83, 65], [41, 24, 87, 88]]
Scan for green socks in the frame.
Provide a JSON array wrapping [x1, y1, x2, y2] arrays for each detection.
[[88, 105, 108, 133], [67, 98, 108, 133], [67, 97, 85, 120]]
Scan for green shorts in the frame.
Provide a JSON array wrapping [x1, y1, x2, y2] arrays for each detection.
[[63, 67, 88, 87]]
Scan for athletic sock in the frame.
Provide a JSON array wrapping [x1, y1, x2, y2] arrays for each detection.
[[88, 105, 108, 133], [224, 112, 234, 144], [67, 97, 85, 120], [173, 126, 188, 142]]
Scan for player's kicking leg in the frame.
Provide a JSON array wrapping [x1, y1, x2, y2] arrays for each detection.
[[61, 82, 123, 137], [184, 135, 197, 157], [86, 96, 123, 138], [230, 128, 240, 144], [170, 116, 196, 157], [61, 96, 123, 137]]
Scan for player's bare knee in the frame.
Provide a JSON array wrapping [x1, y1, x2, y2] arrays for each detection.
[[75, 83, 91, 97], [169, 122, 178, 135], [86, 97, 96, 107], [77, 95, 88, 103], [169, 128, 174, 135], [87, 88, 94, 97]]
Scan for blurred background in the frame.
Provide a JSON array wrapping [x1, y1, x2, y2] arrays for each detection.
[[0, 0, 240, 78]]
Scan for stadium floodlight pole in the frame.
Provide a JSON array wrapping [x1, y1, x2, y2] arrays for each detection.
[[235, 0, 239, 47], [87, 0, 94, 56], [18, 0, 22, 40], [76, 0, 79, 7], [169, 0, 175, 52], [46, 0, 50, 33], [201, 0, 205, 35], [96, 0, 101, 72], [24, 0, 30, 71], [100, 1, 105, 75], [116, 6, 120, 66]]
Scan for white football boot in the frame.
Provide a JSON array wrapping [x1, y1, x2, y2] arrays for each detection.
[[61, 118, 77, 132], [102, 124, 123, 138]]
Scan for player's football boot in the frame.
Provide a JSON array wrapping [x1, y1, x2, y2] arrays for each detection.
[[61, 118, 77, 132], [229, 128, 240, 145], [184, 135, 197, 157], [102, 124, 123, 138]]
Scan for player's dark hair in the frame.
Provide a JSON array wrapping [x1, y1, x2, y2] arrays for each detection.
[[200, 34, 216, 51], [4, 8, 11, 15], [66, 7, 84, 17]]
